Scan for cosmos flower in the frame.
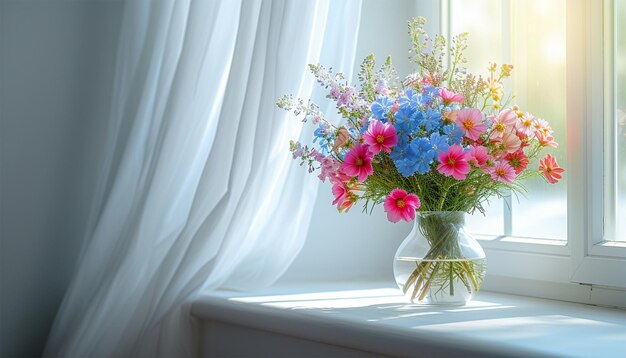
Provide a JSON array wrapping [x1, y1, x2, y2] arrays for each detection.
[[363, 120, 398, 154], [539, 154, 564, 184], [489, 160, 516, 183], [437, 144, 471, 180], [516, 113, 536, 138], [468, 145, 491, 168], [440, 88, 465, 105], [383, 189, 421, 223], [455, 108, 486, 141], [504, 149, 529, 174], [489, 109, 517, 140], [342, 144, 374, 182]]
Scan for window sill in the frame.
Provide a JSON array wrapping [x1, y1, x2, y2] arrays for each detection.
[[191, 281, 626, 357]]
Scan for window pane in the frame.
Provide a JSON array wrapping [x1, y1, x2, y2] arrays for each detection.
[[452, 0, 567, 239], [509, 0, 567, 240], [616, 0, 626, 242], [450, 0, 504, 236]]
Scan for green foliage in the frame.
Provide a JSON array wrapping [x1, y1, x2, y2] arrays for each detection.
[[358, 54, 377, 102]]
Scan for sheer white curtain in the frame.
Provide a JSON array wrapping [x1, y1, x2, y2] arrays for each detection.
[[44, 0, 362, 356]]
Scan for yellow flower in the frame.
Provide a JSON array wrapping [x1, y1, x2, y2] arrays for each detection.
[[500, 64, 514, 77]]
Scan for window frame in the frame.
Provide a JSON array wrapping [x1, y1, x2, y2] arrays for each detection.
[[569, 0, 626, 287], [440, 0, 626, 305]]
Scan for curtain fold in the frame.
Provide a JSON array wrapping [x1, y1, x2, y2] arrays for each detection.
[[44, 0, 362, 356]]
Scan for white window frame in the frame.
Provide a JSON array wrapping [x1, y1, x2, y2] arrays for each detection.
[[569, 0, 626, 286], [438, 0, 626, 307]]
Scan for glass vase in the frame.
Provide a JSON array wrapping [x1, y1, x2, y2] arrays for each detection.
[[393, 211, 486, 305]]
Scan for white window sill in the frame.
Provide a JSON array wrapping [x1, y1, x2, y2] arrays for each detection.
[[191, 281, 626, 357]]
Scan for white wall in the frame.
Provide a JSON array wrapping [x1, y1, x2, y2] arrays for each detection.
[[280, 0, 441, 284], [0, 1, 123, 356]]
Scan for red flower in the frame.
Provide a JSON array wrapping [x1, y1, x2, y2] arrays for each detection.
[[504, 149, 529, 174]]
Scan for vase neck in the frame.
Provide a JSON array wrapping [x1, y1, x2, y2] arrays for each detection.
[[416, 211, 465, 226]]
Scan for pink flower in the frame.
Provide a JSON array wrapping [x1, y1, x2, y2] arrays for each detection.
[[328, 169, 351, 186], [391, 101, 399, 114], [468, 145, 491, 168], [383, 189, 421, 223], [329, 84, 340, 99], [437, 144, 471, 180], [539, 154, 565, 184], [489, 161, 517, 183], [318, 156, 341, 182], [363, 120, 398, 154], [338, 87, 355, 106], [533, 118, 552, 137], [536, 132, 558, 148], [516, 113, 536, 138], [332, 182, 356, 212], [375, 79, 389, 96], [498, 128, 522, 155], [455, 108, 486, 141], [331, 183, 348, 206], [342, 144, 373, 182], [440, 88, 465, 104], [338, 198, 355, 212], [489, 109, 517, 140]]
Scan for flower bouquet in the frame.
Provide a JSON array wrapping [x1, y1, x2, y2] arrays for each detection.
[[277, 18, 563, 304]]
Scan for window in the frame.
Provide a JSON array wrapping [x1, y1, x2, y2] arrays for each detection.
[[449, 0, 568, 241], [440, 0, 626, 300]]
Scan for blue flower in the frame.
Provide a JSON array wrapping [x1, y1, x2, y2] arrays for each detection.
[[371, 96, 394, 120], [423, 85, 440, 101], [410, 138, 435, 174], [390, 140, 408, 161], [398, 88, 418, 110], [429, 132, 449, 156], [313, 124, 331, 154], [443, 123, 464, 145], [395, 105, 415, 124], [394, 158, 417, 177], [393, 137, 435, 177], [422, 108, 442, 131]]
